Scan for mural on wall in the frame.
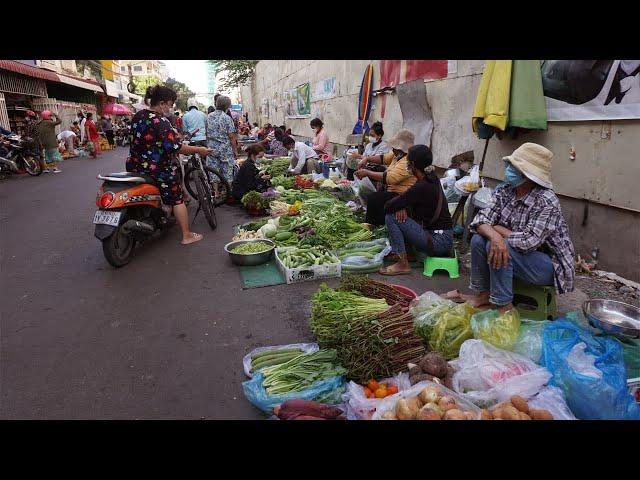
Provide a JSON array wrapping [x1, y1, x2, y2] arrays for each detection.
[[285, 83, 312, 118], [312, 77, 336, 102], [542, 60, 640, 121]]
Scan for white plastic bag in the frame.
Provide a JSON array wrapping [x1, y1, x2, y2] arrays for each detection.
[[371, 379, 482, 420], [527, 386, 577, 420], [473, 186, 493, 209], [353, 176, 377, 205], [243, 343, 319, 378], [566, 342, 603, 379], [342, 372, 412, 420], [450, 339, 552, 408], [512, 320, 548, 363]]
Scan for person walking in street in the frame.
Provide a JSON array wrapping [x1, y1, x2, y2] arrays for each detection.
[[77, 112, 86, 144], [182, 98, 207, 146], [100, 115, 115, 149], [36, 110, 63, 173], [127, 85, 210, 245], [206, 95, 239, 186], [85, 113, 101, 158]]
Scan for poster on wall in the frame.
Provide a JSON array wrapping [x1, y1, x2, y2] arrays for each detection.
[[542, 60, 640, 121], [312, 77, 336, 102], [296, 83, 311, 116], [379, 60, 451, 89]]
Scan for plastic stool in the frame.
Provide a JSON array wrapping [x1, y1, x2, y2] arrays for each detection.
[[513, 278, 557, 320], [423, 251, 459, 279]]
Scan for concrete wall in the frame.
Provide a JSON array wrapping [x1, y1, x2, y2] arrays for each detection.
[[241, 60, 640, 281]]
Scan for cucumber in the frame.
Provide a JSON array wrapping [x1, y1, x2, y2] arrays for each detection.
[[275, 231, 294, 241], [251, 348, 303, 361]]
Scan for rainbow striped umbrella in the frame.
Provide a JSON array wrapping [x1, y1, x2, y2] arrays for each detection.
[[353, 64, 374, 135]]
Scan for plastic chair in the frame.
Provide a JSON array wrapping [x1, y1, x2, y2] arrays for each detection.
[[513, 278, 557, 320], [423, 250, 459, 279]]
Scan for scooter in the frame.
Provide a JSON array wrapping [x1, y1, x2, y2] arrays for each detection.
[[93, 171, 174, 267], [0, 134, 42, 176]]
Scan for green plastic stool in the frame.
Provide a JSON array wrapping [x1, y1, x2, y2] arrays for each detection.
[[513, 278, 557, 320], [423, 251, 459, 279]]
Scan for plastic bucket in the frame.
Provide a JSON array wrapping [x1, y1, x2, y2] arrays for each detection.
[[391, 284, 418, 299]]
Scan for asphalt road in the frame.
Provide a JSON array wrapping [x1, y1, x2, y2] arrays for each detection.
[[0, 148, 465, 419]]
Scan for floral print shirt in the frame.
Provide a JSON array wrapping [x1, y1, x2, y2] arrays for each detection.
[[126, 109, 181, 174], [206, 110, 236, 161]]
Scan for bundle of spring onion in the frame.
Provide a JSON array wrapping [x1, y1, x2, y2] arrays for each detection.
[[260, 349, 347, 396], [278, 246, 339, 268], [310, 285, 425, 381], [340, 275, 415, 308]]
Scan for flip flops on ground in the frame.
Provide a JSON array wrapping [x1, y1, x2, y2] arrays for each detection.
[[181, 232, 203, 245]]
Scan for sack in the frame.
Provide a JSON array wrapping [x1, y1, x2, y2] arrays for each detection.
[[371, 379, 482, 420], [527, 385, 577, 420], [342, 372, 412, 420], [428, 303, 477, 360], [451, 339, 552, 408], [540, 319, 640, 420], [512, 320, 549, 363], [338, 238, 392, 272], [242, 343, 319, 378], [471, 309, 521, 350], [242, 372, 346, 414]]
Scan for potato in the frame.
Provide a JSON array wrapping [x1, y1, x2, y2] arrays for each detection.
[[464, 411, 477, 420], [519, 412, 531, 420], [416, 405, 442, 420], [409, 373, 437, 386], [480, 409, 493, 420], [443, 409, 467, 420], [419, 352, 448, 378], [494, 401, 513, 411], [499, 405, 522, 421], [381, 411, 397, 420], [395, 399, 416, 420], [437, 395, 457, 412], [511, 395, 530, 414], [407, 363, 422, 378], [418, 386, 440, 405], [443, 374, 454, 390], [406, 395, 423, 411], [530, 408, 554, 420]]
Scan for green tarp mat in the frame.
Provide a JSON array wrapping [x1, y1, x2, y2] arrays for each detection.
[[239, 260, 285, 289]]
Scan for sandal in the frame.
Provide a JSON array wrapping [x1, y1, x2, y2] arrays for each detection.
[[181, 232, 203, 245], [378, 264, 411, 276]]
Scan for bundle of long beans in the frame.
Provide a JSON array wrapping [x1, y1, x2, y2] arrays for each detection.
[[310, 285, 425, 382], [340, 275, 415, 308]]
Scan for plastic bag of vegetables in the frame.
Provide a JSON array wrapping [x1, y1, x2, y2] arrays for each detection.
[[342, 372, 411, 420], [337, 238, 391, 273], [410, 292, 456, 342], [471, 308, 521, 350], [428, 303, 477, 359], [243, 343, 320, 378]]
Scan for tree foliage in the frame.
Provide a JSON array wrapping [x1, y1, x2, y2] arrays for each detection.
[[131, 76, 195, 112], [207, 60, 258, 91]]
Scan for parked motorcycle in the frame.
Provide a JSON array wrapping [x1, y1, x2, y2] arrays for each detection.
[[93, 172, 174, 267], [0, 134, 42, 176]]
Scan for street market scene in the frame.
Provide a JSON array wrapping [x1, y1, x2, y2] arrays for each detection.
[[1, 59, 639, 420]]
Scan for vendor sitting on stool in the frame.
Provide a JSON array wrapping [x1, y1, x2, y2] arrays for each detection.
[[231, 144, 271, 201], [443, 143, 575, 313], [356, 129, 416, 226], [380, 145, 454, 276]]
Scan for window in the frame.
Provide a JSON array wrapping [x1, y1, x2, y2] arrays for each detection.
[[133, 65, 143, 72], [120, 66, 126, 72]]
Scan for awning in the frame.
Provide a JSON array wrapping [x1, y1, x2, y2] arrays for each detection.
[[104, 80, 119, 98], [0, 60, 59, 82], [56, 73, 104, 93]]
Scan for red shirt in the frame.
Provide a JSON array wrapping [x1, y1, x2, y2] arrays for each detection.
[[176, 117, 183, 130], [85, 120, 99, 141]]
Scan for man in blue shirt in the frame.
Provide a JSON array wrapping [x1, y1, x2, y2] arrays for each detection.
[[181, 98, 207, 146]]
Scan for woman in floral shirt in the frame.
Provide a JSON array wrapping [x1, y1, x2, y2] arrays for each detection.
[[127, 86, 211, 245], [206, 95, 238, 184]]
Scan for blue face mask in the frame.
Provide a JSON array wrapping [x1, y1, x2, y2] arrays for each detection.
[[504, 163, 526, 186]]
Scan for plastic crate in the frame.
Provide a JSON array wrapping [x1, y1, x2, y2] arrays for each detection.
[[275, 247, 341, 284]]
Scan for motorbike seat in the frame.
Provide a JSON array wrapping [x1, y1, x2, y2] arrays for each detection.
[[97, 172, 153, 184]]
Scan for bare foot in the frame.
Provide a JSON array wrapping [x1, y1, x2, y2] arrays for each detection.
[[493, 303, 515, 314], [379, 263, 411, 276], [459, 292, 491, 308], [181, 232, 203, 245]]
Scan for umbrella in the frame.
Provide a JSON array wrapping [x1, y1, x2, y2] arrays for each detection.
[[352, 64, 374, 136], [102, 103, 133, 115]]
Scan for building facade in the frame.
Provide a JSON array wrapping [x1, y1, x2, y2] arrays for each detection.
[[119, 60, 162, 81]]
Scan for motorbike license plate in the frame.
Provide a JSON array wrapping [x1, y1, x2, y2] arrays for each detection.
[[93, 210, 121, 226]]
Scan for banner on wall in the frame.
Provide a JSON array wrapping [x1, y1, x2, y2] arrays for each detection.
[[379, 60, 451, 89], [296, 83, 311, 115], [312, 77, 336, 102], [542, 60, 640, 121], [286, 83, 312, 118]]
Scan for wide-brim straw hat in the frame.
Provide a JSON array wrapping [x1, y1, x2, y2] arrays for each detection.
[[387, 129, 415, 153], [503, 142, 553, 189]]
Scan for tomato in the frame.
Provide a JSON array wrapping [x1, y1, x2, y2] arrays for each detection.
[[363, 387, 373, 398], [367, 379, 379, 392], [374, 387, 388, 399], [387, 385, 399, 395]]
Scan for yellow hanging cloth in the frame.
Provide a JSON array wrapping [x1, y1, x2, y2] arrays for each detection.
[[472, 60, 513, 133]]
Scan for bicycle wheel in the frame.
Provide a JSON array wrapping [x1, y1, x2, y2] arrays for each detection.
[[185, 166, 230, 207], [194, 170, 217, 230]]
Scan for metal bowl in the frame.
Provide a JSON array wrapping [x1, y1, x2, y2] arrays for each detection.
[[224, 239, 275, 266], [583, 299, 640, 339]]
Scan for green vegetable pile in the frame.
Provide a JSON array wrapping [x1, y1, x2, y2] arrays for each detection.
[[241, 190, 265, 209], [250, 348, 305, 373], [278, 246, 340, 269], [230, 241, 273, 255], [270, 175, 296, 189], [310, 284, 425, 381], [261, 157, 291, 177], [260, 349, 347, 395]]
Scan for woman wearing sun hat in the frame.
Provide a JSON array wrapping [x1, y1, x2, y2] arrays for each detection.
[[443, 142, 576, 312], [355, 129, 417, 226]]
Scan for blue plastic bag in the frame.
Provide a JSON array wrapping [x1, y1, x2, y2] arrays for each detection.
[[242, 372, 346, 414], [541, 319, 640, 420]]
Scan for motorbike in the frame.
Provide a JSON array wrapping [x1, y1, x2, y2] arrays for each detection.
[[93, 171, 175, 267], [0, 134, 42, 176]]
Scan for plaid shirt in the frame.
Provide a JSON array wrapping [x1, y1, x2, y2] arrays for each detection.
[[470, 184, 575, 294]]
